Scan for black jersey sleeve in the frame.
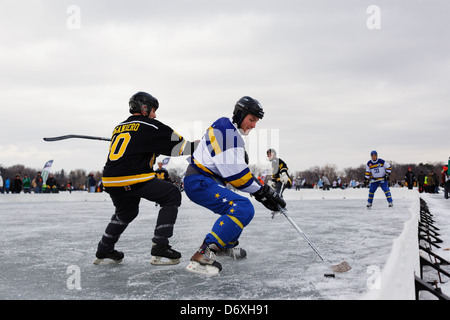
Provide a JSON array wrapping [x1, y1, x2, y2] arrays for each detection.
[[127, 117, 189, 157]]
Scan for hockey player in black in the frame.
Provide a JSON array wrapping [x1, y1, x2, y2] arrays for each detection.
[[267, 148, 292, 197], [94, 91, 196, 266]]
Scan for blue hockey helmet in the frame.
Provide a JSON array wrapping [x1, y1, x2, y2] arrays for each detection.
[[370, 150, 378, 156]]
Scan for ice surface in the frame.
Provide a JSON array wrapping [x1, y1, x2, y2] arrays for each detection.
[[0, 188, 418, 300]]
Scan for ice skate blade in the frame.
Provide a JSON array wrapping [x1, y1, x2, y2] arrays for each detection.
[[331, 261, 351, 273], [93, 258, 122, 265], [185, 261, 220, 276], [150, 256, 180, 266]]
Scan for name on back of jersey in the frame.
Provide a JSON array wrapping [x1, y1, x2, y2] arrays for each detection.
[[113, 123, 141, 135]]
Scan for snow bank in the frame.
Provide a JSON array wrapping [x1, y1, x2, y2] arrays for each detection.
[[361, 191, 420, 299]]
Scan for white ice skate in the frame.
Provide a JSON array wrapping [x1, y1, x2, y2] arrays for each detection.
[[185, 244, 222, 276]]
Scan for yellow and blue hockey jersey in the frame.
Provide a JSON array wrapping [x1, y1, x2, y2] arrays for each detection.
[[365, 158, 392, 181], [188, 117, 261, 194]]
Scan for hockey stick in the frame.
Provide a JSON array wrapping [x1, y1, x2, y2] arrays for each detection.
[[43, 135, 111, 142], [278, 205, 351, 274]]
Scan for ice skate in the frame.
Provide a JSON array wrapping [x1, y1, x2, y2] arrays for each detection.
[[150, 243, 181, 266], [388, 202, 394, 208], [93, 249, 124, 265], [366, 202, 372, 209], [185, 243, 222, 275], [216, 242, 247, 259]]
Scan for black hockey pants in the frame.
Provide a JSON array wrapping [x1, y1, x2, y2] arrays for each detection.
[[97, 178, 181, 253]]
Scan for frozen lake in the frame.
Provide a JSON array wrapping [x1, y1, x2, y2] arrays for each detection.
[[0, 188, 417, 300]]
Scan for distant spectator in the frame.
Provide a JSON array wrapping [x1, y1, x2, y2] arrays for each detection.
[[432, 171, 439, 193], [88, 174, 96, 193], [322, 174, 331, 191], [441, 166, 450, 199], [67, 180, 73, 193], [23, 174, 31, 194], [426, 172, 435, 193], [405, 167, 416, 190], [417, 171, 425, 193], [46, 174, 57, 193], [155, 162, 171, 182], [5, 178, 10, 193], [0, 171, 3, 194], [13, 174, 22, 193], [34, 172, 44, 193]]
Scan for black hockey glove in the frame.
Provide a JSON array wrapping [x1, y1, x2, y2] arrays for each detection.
[[385, 173, 390, 181], [252, 184, 286, 212]]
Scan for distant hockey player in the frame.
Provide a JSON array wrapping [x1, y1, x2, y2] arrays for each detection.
[[364, 150, 393, 208], [95, 91, 196, 266], [266, 148, 292, 197], [183, 96, 286, 275]]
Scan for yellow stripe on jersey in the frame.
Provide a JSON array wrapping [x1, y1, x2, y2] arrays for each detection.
[[228, 171, 253, 188], [178, 139, 187, 155], [192, 158, 214, 175], [208, 127, 222, 155], [102, 173, 156, 187]]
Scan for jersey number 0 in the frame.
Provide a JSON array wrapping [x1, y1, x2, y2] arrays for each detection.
[[108, 133, 131, 161]]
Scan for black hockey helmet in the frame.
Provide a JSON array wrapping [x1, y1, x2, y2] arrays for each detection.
[[129, 92, 159, 116], [267, 148, 277, 156], [232, 96, 264, 128]]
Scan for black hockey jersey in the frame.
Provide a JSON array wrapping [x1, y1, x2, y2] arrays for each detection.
[[270, 157, 292, 186], [102, 115, 188, 188], [155, 168, 171, 181]]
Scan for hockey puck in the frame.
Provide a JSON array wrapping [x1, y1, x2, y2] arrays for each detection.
[[324, 273, 335, 278]]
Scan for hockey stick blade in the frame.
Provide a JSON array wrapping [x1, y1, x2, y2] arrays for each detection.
[[331, 261, 352, 273], [43, 134, 111, 142]]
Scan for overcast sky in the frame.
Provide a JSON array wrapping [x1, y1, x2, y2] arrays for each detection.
[[1, 0, 449, 176]]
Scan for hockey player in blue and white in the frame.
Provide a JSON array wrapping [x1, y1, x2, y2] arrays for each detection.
[[184, 96, 286, 275], [365, 150, 393, 209]]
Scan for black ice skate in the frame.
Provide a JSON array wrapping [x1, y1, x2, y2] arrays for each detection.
[[150, 243, 181, 266], [366, 202, 372, 209], [185, 243, 222, 275], [388, 202, 394, 208], [93, 249, 124, 265]]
